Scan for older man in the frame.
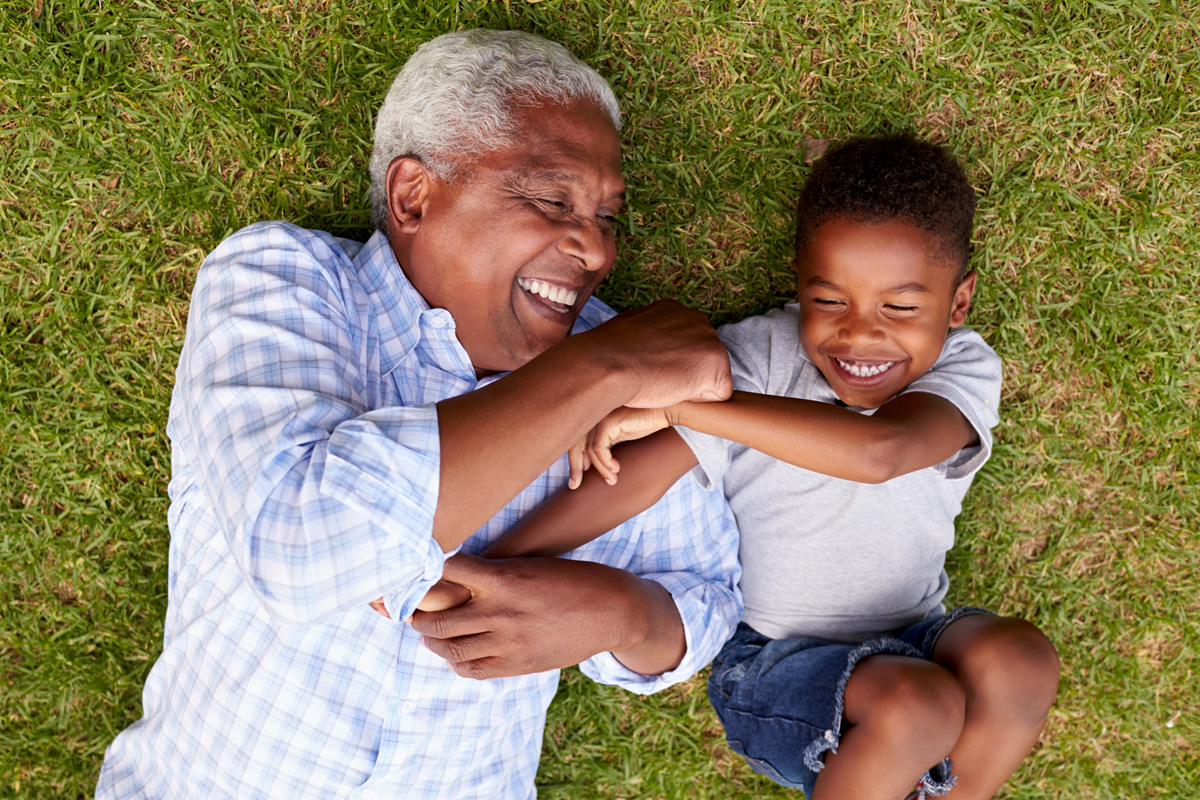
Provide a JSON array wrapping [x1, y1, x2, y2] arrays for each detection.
[[96, 29, 741, 799]]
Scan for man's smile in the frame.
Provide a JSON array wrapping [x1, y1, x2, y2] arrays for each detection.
[[517, 277, 581, 314]]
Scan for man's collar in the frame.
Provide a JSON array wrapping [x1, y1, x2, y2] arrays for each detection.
[[354, 229, 472, 380]]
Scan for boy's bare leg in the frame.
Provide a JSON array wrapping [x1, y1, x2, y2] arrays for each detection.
[[813, 655, 966, 800], [932, 615, 1060, 800]]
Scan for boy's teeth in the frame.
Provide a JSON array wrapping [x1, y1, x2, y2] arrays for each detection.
[[518, 278, 576, 312], [835, 357, 896, 378]]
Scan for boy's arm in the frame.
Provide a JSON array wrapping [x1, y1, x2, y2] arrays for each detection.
[[593, 390, 976, 485], [483, 430, 699, 559]]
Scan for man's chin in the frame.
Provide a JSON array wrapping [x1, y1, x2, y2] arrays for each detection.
[[478, 329, 574, 376]]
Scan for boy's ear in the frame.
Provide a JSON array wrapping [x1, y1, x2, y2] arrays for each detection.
[[948, 270, 977, 328], [385, 156, 433, 236]]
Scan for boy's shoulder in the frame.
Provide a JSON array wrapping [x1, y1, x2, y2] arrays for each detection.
[[925, 326, 1002, 378], [715, 303, 820, 397], [716, 302, 806, 356]]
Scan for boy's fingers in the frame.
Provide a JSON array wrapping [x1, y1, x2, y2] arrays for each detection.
[[588, 442, 620, 485], [368, 598, 390, 619], [567, 437, 590, 489], [588, 424, 624, 479]]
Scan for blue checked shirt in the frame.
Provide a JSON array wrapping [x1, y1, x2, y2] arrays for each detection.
[[96, 222, 742, 799]]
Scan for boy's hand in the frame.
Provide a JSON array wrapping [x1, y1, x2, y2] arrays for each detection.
[[570, 406, 674, 487]]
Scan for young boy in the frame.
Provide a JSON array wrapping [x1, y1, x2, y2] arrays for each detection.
[[421, 135, 1060, 800]]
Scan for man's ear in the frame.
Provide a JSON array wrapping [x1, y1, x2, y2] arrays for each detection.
[[949, 270, 977, 328], [385, 156, 432, 235]]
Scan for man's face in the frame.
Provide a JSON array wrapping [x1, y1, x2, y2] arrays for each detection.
[[398, 98, 624, 375], [796, 217, 975, 408]]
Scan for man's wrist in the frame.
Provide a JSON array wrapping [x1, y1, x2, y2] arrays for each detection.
[[563, 327, 641, 409], [608, 573, 685, 675]]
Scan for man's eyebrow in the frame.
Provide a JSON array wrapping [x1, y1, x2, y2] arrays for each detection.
[[515, 169, 626, 202]]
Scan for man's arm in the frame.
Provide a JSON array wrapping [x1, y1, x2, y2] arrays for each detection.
[[430, 305, 726, 553], [482, 430, 697, 559], [413, 431, 695, 615], [182, 226, 728, 625], [413, 433, 739, 679], [589, 389, 977, 486]]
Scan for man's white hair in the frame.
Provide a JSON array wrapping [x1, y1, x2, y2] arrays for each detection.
[[369, 29, 622, 233]]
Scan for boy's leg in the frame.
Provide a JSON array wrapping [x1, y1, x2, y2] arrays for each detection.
[[929, 615, 1060, 800], [814, 654, 966, 800]]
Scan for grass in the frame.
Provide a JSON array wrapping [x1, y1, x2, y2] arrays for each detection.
[[2, 0, 1197, 797]]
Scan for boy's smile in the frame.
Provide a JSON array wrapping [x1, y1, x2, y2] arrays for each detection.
[[796, 217, 976, 409]]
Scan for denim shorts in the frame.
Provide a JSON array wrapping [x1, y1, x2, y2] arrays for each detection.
[[707, 607, 992, 799]]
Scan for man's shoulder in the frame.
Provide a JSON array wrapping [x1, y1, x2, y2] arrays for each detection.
[[210, 221, 368, 266]]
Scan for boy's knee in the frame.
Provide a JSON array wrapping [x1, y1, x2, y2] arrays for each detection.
[[956, 619, 1061, 718], [850, 657, 966, 760]]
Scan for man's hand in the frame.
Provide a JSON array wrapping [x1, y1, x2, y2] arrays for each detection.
[[415, 579, 474, 613], [583, 300, 732, 410], [568, 406, 674, 488], [410, 553, 684, 679]]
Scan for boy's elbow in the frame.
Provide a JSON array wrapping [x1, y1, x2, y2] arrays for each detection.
[[858, 429, 907, 484]]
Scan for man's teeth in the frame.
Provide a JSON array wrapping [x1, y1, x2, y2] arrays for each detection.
[[517, 278, 577, 312], [835, 358, 896, 378]]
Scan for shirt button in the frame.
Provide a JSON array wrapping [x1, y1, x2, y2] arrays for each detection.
[[400, 699, 416, 714]]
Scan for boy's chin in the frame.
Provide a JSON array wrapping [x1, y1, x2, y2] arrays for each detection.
[[829, 380, 902, 410]]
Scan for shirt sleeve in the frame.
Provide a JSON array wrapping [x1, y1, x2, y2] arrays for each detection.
[[575, 469, 743, 693], [900, 327, 1003, 480], [174, 224, 445, 625]]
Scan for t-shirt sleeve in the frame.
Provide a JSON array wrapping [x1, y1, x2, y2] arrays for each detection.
[[675, 319, 769, 490], [901, 327, 1002, 480]]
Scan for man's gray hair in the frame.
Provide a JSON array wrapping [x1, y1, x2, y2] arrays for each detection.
[[369, 29, 622, 233]]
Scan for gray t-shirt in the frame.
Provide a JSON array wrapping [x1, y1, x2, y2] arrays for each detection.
[[679, 303, 1001, 642]]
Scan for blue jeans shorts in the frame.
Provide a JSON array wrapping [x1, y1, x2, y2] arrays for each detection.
[[707, 607, 992, 798]]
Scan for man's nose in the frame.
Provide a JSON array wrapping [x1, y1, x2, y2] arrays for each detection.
[[839, 309, 885, 344], [559, 219, 610, 272]]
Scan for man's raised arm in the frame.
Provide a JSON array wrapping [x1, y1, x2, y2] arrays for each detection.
[[431, 300, 730, 551]]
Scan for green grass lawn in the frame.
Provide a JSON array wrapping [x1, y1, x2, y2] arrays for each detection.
[[2, 1, 1197, 797]]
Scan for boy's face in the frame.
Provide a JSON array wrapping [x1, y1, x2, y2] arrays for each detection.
[[795, 217, 976, 409]]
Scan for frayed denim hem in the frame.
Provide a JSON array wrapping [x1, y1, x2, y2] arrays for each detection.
[[800, 636, 924, 773], [799, 631, 973, 796], [918, 605, 995, 656], [916, 756, 957, 796]]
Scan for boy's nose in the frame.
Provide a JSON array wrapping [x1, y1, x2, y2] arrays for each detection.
[[839, 313, 885, 344]]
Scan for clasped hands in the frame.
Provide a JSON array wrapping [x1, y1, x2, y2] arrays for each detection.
[[370, 300, 729, 676]]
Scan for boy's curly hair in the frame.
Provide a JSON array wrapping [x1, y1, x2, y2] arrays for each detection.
[[795, 134, 976, 281]]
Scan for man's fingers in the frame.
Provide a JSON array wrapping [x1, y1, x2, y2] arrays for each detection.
[[436, 553, 491, 589], [368, 598, 390, 618], [420, 630, 495, 665], [416, 579, 473, 613]]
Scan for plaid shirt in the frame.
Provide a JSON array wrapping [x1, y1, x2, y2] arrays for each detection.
[[96, 222, 742, 799]]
